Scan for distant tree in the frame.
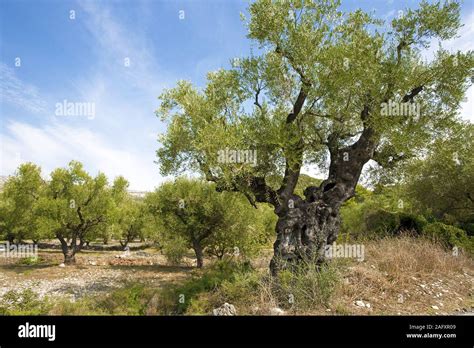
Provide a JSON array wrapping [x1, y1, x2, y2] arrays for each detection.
[[36, 161, 122, 264], [0, 163, 45, 244], [146, 178, 271, 267], [155, 0, 473, 273], [405, 123, 474, 226], [111, 197, 147, 248], [205, 196, 274, 260]]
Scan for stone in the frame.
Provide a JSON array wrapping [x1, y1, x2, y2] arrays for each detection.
[[59, 263, 65, 268], [212, 303, 237, 316], [269, 307, 285, 315], [355, 300, 365, 307]]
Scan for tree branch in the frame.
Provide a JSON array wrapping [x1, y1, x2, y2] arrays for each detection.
[[402, 85, 424, 103]]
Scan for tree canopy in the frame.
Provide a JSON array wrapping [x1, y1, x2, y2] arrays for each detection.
[[156, 0, 473, 208]]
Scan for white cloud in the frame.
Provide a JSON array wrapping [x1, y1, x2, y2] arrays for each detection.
[[78, 0, 169, 96], [0, 121, 163, 191], [1, 2, 171, 191], [0, 63, 48, 114]]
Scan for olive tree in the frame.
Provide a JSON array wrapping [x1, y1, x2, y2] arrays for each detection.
[[405, 123, 474, 226], [155, 0, 473, 273], [37, 161, 124, 264], [146, 178, 270, 267], [0, 163, 45, 244], [111, 197, 147, 248]]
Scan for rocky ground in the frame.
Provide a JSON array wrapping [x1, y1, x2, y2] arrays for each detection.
[[0, 246, 194, 302], [0, 238, 472, 315]]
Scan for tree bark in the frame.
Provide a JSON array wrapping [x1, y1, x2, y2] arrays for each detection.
[[270, 122, 376, 274], [57, 233, 81, 265], [192, 239, 204, 268], [7, 234, 15, 244], [270, 197, 341, 275]]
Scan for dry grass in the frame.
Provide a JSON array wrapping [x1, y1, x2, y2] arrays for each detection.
[[335, 236, 473, 315], [227, 236, 473, 315]]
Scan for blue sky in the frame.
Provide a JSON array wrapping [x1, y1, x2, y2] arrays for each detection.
[[1, 0, 473, 190]]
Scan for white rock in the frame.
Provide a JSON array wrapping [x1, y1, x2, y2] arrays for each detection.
[[365, 303, 371, 308], [213, 303, 237, 316], [355, 300, 365, 307], [431, 305, 439, 310], [269, 307, 286, 316], [59, 263, 65, 268]]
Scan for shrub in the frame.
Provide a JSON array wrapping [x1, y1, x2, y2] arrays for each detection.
[[272, 262, 340, 311], [162, 260, 254, 314], [161, 236, 189, 265], [422, 222, 473, 255], [0, 289, 51, 315], [398, 213, 427, 234], [96, 282, 154, 315], [459, 222, 474, 237], [16, 256, 42, 266], [364, 209, 400, 235]]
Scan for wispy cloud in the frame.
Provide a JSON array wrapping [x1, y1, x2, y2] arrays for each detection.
[[1, 120, 163, 190], [0, 63, 48, 114]]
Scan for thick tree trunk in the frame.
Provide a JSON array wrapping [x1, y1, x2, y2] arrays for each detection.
[[270, 126, 376, 274], [270, 198, 341, 275], [57, 234, 81, 265], [192, 239, 204, 268], [7, 234, 15, 244], [64, 249, 76, 265]]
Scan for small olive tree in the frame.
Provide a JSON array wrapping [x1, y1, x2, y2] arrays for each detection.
[[36, 161, 126, 264], [145, 178, 272, 267], [0, 163, 45, 244]]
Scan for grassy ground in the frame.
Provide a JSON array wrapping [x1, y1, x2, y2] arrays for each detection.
[[0, 237, 472, 315]]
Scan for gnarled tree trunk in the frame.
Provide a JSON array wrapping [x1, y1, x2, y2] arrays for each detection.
[[269, 124, 376, 274], [57, 232, 83, 265], [270, 199, 341, 274]]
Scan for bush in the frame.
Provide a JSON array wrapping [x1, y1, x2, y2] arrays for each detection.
[[161, 236, 189, 265], [160, 260, 254, 314], [16, 256, 42, 266], [0, 289, 51, 315], [422, 222, 473, 254], [459, 222, 474, 237], [398, 213, 428, 234], [272, 262, 340, 311], [96, 282, 154, 315], [364, 209, 400, 235]]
